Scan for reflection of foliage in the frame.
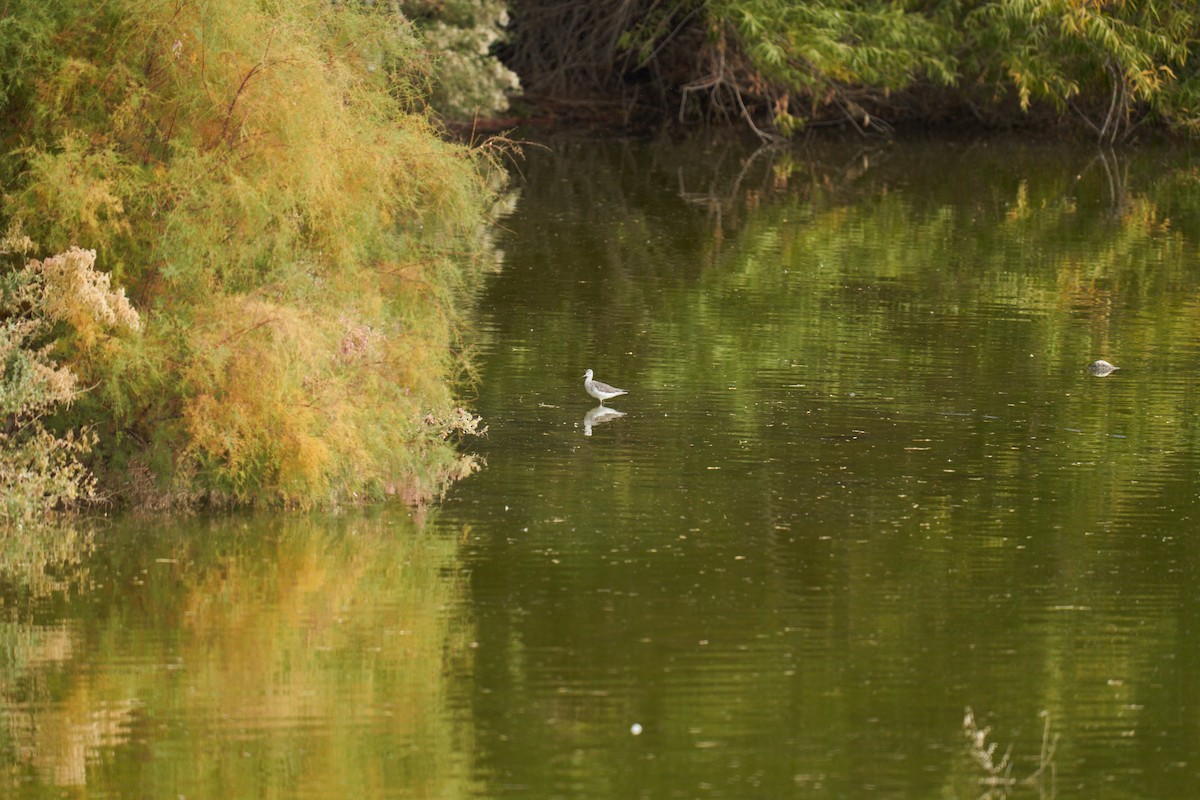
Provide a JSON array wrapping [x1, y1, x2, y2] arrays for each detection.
[[455, 139, 1200, 795], [963, 708, 1057, 798], [0, 511, 478, 796], [0, 521, 94, 599]]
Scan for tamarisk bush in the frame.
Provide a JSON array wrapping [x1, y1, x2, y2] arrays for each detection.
[[1, 231, 140, 524], [1, 0, 496, 510]]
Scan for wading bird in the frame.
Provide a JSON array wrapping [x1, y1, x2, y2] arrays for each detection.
[[582, 369, 627, 405]]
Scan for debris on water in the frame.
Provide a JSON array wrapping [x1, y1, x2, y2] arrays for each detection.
[[1088, 360, 1119, 377], [630, 723, 643, 735]]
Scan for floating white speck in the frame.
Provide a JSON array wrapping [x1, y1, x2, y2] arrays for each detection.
[[630, 723, 643, 735]]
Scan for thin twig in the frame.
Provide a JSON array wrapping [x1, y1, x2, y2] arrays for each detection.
[[733, 83, 785, 144], [214, 316, 279, 348], [217, 28, 276, 146]]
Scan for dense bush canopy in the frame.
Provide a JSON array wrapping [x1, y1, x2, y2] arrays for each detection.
[[0, 0, 495, 517], [504, 0, 1200, 141]]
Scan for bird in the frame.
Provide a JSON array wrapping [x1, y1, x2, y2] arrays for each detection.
[[582, 369, 627, 405], [1088, 359, 1119, 376]]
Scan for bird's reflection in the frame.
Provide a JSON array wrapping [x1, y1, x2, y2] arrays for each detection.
[[583, 405, 626, 436], [1088, 359, 1119, 377]]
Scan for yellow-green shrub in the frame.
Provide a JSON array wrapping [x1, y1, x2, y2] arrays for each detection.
[[2, 0, 493, 508]]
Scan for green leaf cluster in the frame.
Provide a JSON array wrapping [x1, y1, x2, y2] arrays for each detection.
[[718, 0, 958, 92], [1, 0, 495, 510], [547, 0, 1200, 138], [965, 0, 1197, 140]]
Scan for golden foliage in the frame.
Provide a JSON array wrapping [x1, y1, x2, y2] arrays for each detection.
[[181, 297, 334, 502], [20, 136, 131, 250], [4, 0, 496, 509]]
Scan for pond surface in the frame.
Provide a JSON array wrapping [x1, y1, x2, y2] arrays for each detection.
[[6, 136, 1200, 798]]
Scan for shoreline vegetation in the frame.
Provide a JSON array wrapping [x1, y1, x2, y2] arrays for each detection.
[[497, 0, 1200, 144], [1, 1, 500, 523], [2, 0, 1197, 524]]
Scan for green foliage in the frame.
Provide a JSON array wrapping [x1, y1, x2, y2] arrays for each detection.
[[717, 0, 958, 92], [507, 0, 1200, 139], [965, 0, 1198, 141], [705, 0, 1200, 137], [1, 0, 494, 510], [703, 0, 958, 135]]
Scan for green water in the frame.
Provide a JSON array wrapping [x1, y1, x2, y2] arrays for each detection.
[[6, 137, 1200, 798]]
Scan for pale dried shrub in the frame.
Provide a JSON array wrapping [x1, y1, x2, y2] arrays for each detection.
[[1, 232, 139, 525], [24, 246, 141, 336]]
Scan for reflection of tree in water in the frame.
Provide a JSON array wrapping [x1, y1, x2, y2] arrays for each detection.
[[470, 139, 1200, 798], [959, 708, 1058, 800], [0, 523, 95, 601], [0, 513, 478, 796], [0, 522, 98, 786]]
